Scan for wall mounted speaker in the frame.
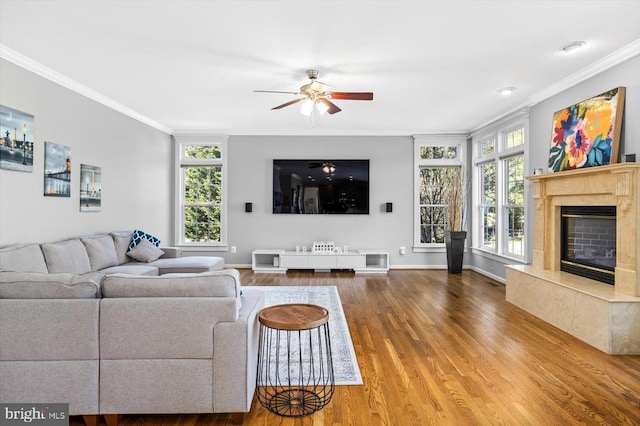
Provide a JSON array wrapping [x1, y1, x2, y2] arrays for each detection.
[[386, 202, 393, 213], [245, 202, 253, 213]]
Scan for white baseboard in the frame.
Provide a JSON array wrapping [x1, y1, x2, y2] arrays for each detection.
[[390, 264, 449, 270], [237, 262, 504, 284], [468, 266, 506, 284], [226, 263, 252, 269]]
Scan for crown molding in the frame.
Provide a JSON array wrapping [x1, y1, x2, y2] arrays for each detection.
[[0, 44, 172, 134], [471, 39, 640, 133], [528, 38, 640, 106]]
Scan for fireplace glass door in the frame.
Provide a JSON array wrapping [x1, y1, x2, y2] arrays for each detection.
[[561, 206, 616, 285]]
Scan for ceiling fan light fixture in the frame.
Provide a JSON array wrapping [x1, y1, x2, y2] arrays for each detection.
[[316, 101, 329, 115], [322, 162, 336, 174], [300, 99, 314, 116]]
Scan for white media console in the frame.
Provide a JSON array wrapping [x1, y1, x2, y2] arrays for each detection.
[[252, 249, 389, 274]]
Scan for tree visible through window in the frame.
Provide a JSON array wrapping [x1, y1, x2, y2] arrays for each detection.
[[419, 167, 460, 243], [505, 155, 524, 255], [480, 162, 496, 248]]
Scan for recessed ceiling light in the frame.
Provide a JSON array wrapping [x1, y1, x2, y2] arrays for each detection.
[[498, 87, 516, 96], [561, 41, 586, 54]]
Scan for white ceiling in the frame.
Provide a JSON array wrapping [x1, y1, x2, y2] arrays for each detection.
[[1, 0, 639, 136]]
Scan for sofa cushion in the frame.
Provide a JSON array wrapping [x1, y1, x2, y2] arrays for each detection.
[[102, 270, 241, 298], [0, 271, 102, 299], [110, 231, 133, 265], [0, 244, 49, 273], [128, 229, 160, 251], [126, 239, 164, 262], [148, 256, 224, 274], [99, 263, 160, 276], [81, 235, 119, 270], [41, 239, 92, 274]]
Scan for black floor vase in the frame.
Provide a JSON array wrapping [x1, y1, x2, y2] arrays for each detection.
[[445, 230, 467, 274]]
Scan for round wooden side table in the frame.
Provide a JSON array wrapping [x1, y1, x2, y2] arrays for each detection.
[[256, 303, 335, 417]]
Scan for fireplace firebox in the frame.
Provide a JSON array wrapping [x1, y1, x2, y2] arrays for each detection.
[[561, 206, 616, 285]]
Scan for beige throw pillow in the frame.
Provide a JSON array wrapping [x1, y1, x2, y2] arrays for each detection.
[[126, 238, 164, 262]]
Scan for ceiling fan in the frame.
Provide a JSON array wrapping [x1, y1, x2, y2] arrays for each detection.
[[254, 70, 373, 115]]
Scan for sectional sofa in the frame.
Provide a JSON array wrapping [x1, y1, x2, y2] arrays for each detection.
[[0, 231, 265, 425]]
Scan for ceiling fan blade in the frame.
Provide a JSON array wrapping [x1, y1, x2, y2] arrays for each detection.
[[330, 92, 374, 101], [319, 98, 342, 114], [271, 98, 305, 110], [254, 90, 299, 95]]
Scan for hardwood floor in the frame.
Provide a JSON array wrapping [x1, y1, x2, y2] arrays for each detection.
[[73, 269, 640, 425]]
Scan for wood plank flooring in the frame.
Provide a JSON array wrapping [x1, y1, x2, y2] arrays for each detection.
[[72, 270, 640, 425]]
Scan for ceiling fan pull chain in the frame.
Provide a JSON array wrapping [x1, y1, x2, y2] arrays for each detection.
[[308, 108, 315, 128]]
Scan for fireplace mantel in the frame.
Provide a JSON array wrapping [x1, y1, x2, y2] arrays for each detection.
[[528, 163, 640, 296], [506, 163, 640, 355]]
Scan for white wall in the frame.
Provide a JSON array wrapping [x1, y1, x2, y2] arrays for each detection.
[[199, 135, 446, 268], [0, 59, 173, 246]]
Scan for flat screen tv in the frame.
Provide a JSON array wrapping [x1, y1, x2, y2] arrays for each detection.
[[273, 159, 369, 214]]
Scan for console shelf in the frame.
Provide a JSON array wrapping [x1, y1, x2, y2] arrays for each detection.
[[251, 249, 287, 274], [252, 249, 389, 274]]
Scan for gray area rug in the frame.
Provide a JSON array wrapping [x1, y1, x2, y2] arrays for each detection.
[[254, 285, 363, 385]]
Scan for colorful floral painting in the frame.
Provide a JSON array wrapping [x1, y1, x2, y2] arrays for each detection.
[[548, 87, 625, 172]]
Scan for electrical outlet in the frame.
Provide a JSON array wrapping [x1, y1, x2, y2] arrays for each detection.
[[231, 246, 237, 253], [400, 246, 406, 255]]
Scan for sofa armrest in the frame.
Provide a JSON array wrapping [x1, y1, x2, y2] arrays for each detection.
[[213, 288, 266, 413], [159, 247, 181, 258]]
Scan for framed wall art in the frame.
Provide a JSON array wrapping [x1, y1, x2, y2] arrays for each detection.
[[80, 164, 101, 212], [0, 105, 35, 172], [44, 141, 71, 197], [548, 87, 625, 172]]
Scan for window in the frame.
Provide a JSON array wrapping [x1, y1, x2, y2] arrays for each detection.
[[505, 155, 525, 256], [479, 162, 496, 249], [414, 135, 467, 249], [175, 136, 227, 247], [473, 120, 527, 260]]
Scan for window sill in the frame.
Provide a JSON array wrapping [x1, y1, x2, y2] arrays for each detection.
[[471, 247, 528, 264], [175, 245, 229, 252], [413, 246, 446, 253]]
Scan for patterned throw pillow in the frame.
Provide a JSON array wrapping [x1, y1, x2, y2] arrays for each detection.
[[128, 230, 161, 251]]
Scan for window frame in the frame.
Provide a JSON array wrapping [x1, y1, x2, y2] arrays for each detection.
[[472, 116, 528, 262], [174, 134, 228, 249], [413, 134, 468, 252]]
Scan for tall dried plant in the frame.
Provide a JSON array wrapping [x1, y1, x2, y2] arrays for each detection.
[[446, 168, 467, 232]]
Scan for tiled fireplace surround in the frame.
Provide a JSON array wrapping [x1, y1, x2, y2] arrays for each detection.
[[506, 163, 640, 354]]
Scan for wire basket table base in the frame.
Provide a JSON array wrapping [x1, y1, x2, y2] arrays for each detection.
[[256, 304, 335, 417]]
